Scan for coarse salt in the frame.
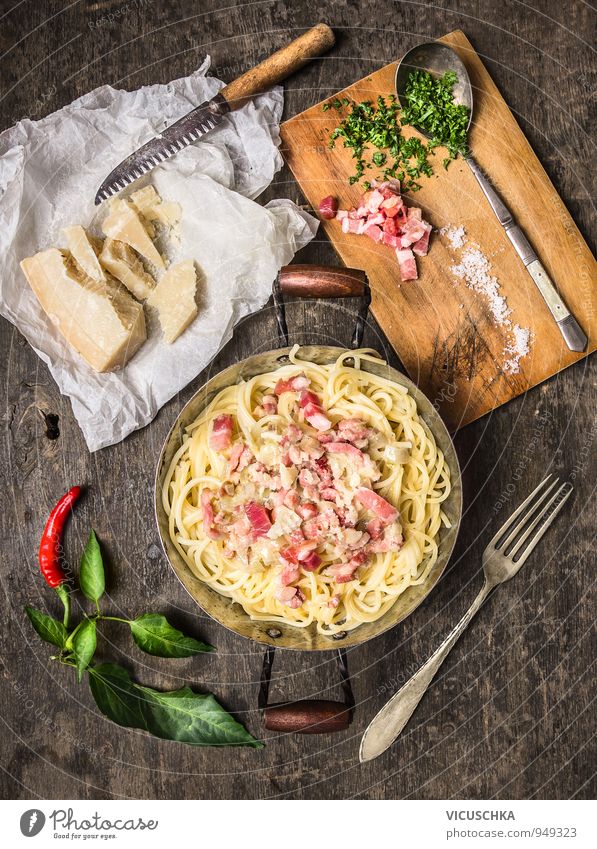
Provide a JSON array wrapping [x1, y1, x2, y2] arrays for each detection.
[[503, 324, 532, 375], [450, 247, 512, 326], [440, 224, 466, 249], [443, 226, 533, 375]]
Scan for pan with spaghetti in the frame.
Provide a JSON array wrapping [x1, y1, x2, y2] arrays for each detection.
[[156, 269, 461, 653]]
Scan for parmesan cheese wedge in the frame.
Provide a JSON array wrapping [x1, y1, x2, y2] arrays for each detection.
[[62, 225, 105, 282], [20, 248, 146, 372], [130, 186, 181, 229], [147, 259, 197, 343], [102, 199, 165, 271], [99, 238, 155, 301]]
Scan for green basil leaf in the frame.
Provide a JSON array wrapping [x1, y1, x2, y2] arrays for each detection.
[[72, 619, 97, 682], [136, 685, 263, 748], [25, 606, 68, 649], [88, 663, 148, 730], [129, 613, 213, 658], [88, 663, 262, 748], [80, 530, 105, 603]]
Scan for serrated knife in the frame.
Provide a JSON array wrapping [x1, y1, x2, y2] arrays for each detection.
[[95, 23, 335, 205]]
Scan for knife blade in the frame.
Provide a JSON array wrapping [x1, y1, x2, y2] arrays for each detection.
[[95, 94, 229, 205], [95, 23, 335, 205]]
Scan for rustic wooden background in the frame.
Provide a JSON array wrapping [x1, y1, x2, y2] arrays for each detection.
[[1, 0, 594, 800]]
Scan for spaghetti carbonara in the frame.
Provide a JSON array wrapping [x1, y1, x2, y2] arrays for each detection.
[[163, 347, 451, 634]]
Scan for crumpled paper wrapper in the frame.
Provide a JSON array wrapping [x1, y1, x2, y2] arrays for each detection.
[[0, 58, 318, 451]]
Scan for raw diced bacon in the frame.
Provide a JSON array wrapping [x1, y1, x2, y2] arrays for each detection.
[[276, 586, 304, 607], [282, 423, 303, 444], [283, 489, 300, 510], [396, 248, 418, 281], [366, 518, 384, 540], [276, 586, 298, 603], [287, 528, 305, 545], [413, 221, 432, 257], [274, 373, 309, 395], [303, 402, 332, 431], [368, 524, 404, 553], [261, 394, 278, 415], [366, 212, 385, 226], [380, 194, 401, 210], [363, 189, 384, 212], [244, 502, 272, 537], [401, 221, 427, 248], [383, 216, 397, 235], [325, 441, 365, 464], [210, 414, 233, 451], [228, 442, 244, 473], [327, 561, 359, 583], [236, 446, 253, 472], [364, 224, 383, 243], [296, 502, 318, 520], [294, 540, 318, 561], [382, 233, 401, 248], [337, 418, 372, 443], [299, 469, 318, 487], [407, 206, 422, 221], [201, 489, 220, 540], [272, 488, 290, 507], [356, 487, 398, 523], [288, 444, 302, 465], [395, 205, 408, 226], [320, 487, 338, 502], [342, 217, 362, 234], [314, 456, 333, 485], [280, 564, 300, 585], [302, 518, 323, 541], [335, 209, 348, 221], [319, 195, 338, 220], [298, 389, 322, 408], [301, 551, 322, 571]]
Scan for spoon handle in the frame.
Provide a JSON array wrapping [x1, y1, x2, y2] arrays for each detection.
[[465, 156, 587, 353], [359, 580, 493, 762]]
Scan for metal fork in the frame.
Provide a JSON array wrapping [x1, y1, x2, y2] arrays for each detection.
[[359, 475, 574, 763]]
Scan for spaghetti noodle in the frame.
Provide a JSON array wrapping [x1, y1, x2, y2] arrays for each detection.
[[163, 347, 451, 634]]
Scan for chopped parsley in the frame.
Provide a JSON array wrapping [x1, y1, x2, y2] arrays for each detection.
[[401, 69, 470, 160], [322, 69, 469, 190]]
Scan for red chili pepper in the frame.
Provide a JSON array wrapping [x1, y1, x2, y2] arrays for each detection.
[[38, 486, 81, 588]]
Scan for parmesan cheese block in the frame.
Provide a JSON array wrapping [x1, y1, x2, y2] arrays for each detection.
[[147, 259, 197, 343], [62, 226, 105, 282], [102, 199, 165, 270], [131, 186, 181, 229], [99, 238, 155, 301], [20, 248, 146, 372]]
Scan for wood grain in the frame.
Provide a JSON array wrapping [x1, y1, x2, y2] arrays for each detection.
[[280, 30, 596, 430], [0, 0, 594, 802]]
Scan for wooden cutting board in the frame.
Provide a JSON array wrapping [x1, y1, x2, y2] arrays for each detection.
[[280, 30, 596, 429]]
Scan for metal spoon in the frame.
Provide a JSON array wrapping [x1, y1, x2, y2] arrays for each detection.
[[395, 42, 587, 353]]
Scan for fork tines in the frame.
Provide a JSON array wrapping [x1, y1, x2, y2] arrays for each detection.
[[491, 475, 574, 564]]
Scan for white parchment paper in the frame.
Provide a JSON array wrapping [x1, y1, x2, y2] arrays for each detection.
[[0, 59, 318, 451]]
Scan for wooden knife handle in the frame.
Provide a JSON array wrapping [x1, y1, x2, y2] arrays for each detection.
[[279, 264, 367, 298], [220, 23, 334, 109], [264, 699, 351, 734]]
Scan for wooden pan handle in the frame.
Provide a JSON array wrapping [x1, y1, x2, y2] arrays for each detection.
[[279, 265, 367, 298], [220, 23, 335, 108], [264, 699, 351, 734]]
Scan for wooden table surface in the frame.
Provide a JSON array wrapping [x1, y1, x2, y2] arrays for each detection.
[[1, 0, 594, 800]]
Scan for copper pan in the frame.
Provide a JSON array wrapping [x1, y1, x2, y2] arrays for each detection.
[[154, 265, 462, 730]]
